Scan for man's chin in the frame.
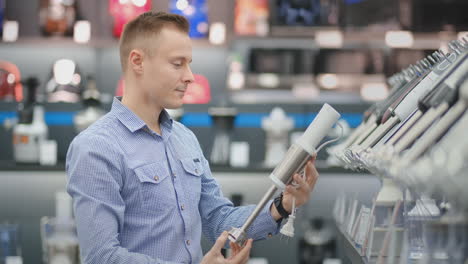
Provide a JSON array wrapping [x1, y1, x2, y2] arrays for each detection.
[[164, 101, 184, 110]]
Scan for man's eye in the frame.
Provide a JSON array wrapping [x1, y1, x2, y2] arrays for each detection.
[[173, 63, 182, 67]]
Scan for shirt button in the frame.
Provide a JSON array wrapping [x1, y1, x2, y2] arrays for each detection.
[[173, 173, 176, 178], [154, 176, 159, 181], [195, 169, 199, 174], [180, 204, 185, 210], [186, 240, 191, 246]]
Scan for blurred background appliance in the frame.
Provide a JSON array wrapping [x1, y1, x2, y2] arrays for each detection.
[[73, 75, 105, 133], [12, 77, 48, 164], [234, 0, 269, 36], [209, 106, 237, 166], [45, 59, 83, 103], [40, 192, 79, 264], [247, 48, 315, 90], [109, 0, 152, 38], [269, 0, 340, 36], [0, 223, 22, 264], [411, 0, 468, 32], [340, 0, 401, 32], [0, 0, 4, 38], [39, 0, 77, 36], [170, 0, 209, 38], [0, 60, 22, 102], [298, 218, 336, 264], [314, 48, 388, 101], [262, 107, 294, 168], [183, 74, 211, 104]]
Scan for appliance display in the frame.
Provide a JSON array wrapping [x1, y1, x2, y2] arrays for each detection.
[[170, 0, 209, 39], [330, 40, 468, 263], [39, 0, 77, 36], [109, 0, 152, 38]]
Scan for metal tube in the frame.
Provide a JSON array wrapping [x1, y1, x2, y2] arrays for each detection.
[[228, 185, 278, 246], [270, 144, 310, 184], [241, 185, 277, 232]]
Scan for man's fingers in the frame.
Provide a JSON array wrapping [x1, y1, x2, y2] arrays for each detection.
[[305, 161, 319, 186], [231, 239, 252, 264], [310, 154, 317, 163], [212, 231, 229, 252], [291, 173, 310, 192], [285, 185, 300, 196], [230, 242, 240, 256]]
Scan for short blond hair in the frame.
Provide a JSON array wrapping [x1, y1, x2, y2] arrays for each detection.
[[119, 11, 189, 71]]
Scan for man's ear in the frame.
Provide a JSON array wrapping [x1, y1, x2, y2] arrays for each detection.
[[129, 49, 144, 74]]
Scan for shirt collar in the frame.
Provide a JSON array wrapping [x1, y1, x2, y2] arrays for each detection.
[[111, 97, 173, 133]]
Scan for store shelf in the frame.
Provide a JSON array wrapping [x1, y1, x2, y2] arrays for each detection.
[[231, 31, 461, 50], [0, 161, 66, 171], [0, 36, 223, 49], [229, 89, 367, 105], [336, 223, 368, 264]]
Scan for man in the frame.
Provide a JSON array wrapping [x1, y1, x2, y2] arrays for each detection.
[[66, 11, 319, 264]]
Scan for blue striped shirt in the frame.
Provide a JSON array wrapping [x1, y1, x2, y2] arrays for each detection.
[[66, 97, 279, 264]]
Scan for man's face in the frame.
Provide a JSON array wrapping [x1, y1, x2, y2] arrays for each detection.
[[140, 27, 194, 109]]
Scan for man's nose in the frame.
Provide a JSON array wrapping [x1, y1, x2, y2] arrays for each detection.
[[183, 65, 195, 84]]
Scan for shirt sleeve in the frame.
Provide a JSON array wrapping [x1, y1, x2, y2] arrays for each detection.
[[197, 157, 281, 244], [66, 134, 182, 264]]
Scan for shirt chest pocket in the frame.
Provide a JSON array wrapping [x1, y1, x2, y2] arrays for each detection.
[[133, 163, 176, 213], [180, 157, 204, 203]]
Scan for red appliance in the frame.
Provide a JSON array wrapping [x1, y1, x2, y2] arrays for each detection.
[[0, 60, 22, 102], [184, 74, 211, 104], [109, 0, 152, 38]]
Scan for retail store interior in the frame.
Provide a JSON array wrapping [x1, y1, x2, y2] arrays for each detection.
[[1, 0, 468, 263]]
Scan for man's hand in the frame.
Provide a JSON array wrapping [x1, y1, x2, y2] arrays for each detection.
[[201, 231, 253, 264], [271, 155, 319, 220]]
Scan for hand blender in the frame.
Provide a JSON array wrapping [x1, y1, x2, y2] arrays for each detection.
[[402, 75, 468, 163], [375, 41, 466, 151], [372, 50, 465, 160], [228, 103, 340, 246], [391, 52, 468, 154]]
